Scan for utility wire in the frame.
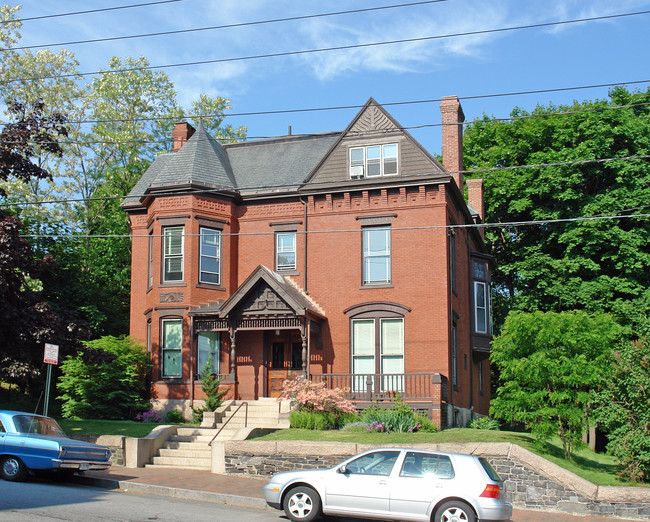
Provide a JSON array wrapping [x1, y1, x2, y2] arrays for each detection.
[[0, 1, 184, 24], [1, 100, 648, 146], [4, 9, 650, 84], [6, 1, 452, 51], [3, 154, 649, 209], [18, 210, 650, 240]]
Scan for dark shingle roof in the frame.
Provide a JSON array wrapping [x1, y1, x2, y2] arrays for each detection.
[[122, 126, 340, 207]]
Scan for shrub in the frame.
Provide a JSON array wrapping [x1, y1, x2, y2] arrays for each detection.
[[280, 376, 356, 415], [165, 410, 185, 423], [57, 336, 151, 419], [191, 357, 227, 424], [341, 421, 369, 432], [136, 408, 162, 423], [361, 396, 437, 433], [468, 416, 500, 430], [290, 410, 359, 430]]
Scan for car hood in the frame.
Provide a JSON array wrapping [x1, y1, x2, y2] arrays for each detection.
[[270, 468, 331, 484]]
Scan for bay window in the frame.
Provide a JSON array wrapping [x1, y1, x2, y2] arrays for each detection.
[[163, 226, 183, 282], [199, 227, 221, 284]]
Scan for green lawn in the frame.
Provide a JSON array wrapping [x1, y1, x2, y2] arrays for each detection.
[[58, 418, 166, 438]]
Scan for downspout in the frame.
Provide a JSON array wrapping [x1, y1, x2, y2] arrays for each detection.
[[447, 226, 455, 426], [189, 317, 195, 407], [300, 197, 308, 293]]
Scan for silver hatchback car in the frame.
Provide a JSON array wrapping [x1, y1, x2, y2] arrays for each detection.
[[264, 448, 512, 522]]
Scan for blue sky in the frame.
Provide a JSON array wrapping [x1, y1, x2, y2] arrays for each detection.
[[14, 0, 650, 155]]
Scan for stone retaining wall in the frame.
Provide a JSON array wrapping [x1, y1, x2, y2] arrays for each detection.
[[69, 434, 125, 466], [220, 441, 650, 520]]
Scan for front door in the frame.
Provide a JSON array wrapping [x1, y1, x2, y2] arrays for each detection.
[[268, 338, 303, 397]]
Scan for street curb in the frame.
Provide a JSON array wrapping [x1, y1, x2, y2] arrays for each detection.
[[71, 475, 272, 511]]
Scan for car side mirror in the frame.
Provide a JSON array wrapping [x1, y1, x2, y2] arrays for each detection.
[[337, 465, 348, 474]]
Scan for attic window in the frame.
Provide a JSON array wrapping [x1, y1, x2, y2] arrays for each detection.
[[350, 144, 398, 179]]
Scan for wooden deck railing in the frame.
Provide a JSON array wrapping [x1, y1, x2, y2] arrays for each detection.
[[310, 372, 446, 402]]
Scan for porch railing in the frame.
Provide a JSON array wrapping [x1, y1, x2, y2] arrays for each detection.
[[310, 372, 447, 402]]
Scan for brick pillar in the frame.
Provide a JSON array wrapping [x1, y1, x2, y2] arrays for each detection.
[[172, 122, 196, 152], [440, 96, 465, 191], [466, 178, 485, 239]]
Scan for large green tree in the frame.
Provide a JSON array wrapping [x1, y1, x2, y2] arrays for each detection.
[[463, 87, 650, 329], [490, 310, 621, 459]]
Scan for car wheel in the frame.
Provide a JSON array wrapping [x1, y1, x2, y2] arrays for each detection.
[[283, 485, 322, 522], [434, 500, 476, 522], [1, 456, 28, 482]]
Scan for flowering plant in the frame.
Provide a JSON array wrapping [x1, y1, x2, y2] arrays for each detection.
[[279, 376, 356, 415], [135, 408, 162, 423], [367, 421, 389, 433]]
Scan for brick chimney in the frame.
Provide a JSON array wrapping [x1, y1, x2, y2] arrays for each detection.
[[440, 95, 465, 190], [172, 122, 195, 152], [466, 178, 485, 238]]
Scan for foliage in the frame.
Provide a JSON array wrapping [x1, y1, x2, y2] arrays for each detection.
[[490, 310, 621, 459], [191, 357, 226, 423], [289, 410, 358, 430], [136, 408, 162, 423], [467, 416, 500, 430], [280, 376, 356, 415], [360, 397, 438, 433], [340, 421, 370, 432], [592, 337, 650, 482], [165, 409, 185, 424], [57, 336, 151, 419], [463, 86, 650, 330]]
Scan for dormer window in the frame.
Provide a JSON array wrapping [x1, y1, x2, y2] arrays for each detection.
[[350, 144, 398, 179]]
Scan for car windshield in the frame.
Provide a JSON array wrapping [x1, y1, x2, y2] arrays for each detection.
[[13, 415, 66, 437]]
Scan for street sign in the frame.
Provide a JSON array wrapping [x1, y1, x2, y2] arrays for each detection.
[[44, 343, 59, 365]]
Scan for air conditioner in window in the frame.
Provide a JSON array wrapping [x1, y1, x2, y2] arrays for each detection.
[[350, 166, 364, 179]]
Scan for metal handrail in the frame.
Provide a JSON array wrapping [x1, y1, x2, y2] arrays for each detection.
[[208, 401, 248, 447]]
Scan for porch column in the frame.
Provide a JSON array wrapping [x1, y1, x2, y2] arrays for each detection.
[[229, 330, 237, 379], [301, 331, 307, 378]]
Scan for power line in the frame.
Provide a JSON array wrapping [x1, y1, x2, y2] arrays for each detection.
[[3, 154, 648, 209], [6, 1, 451, 52], [1, 99, 648, 146], [1, 1, 184, 24], [17, 210, 650, 240], [5, 9, 650, 84]]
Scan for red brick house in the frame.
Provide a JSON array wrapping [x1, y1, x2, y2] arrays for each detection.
[[121, 96, 491, 428]]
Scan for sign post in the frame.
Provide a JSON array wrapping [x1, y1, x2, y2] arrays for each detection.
[[43, 343, 59, 417]]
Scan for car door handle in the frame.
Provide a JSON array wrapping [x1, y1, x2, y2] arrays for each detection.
[[379, 480, 387, 486]]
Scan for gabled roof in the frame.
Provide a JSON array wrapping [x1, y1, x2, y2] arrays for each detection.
[[217, 265, 325, 319]]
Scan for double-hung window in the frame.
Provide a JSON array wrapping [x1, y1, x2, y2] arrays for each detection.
[[197, 331, 220, 375], [349, 144, 398, 178], [363, 227, 391, 285], [199, 227, 221, 284], [163, 226, 184, 282], [276, 232, 296, 271], [472, 259, 491, 335], [161, 318, 182, 378], [351, 315, 404, 392]]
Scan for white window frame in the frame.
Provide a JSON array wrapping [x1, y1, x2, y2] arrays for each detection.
[[199, 227, 221, 285], [161, 318, 182, 378], [363, 227, 391, 285], [349, 144, 398, 179], [351, 317, 404, 392], [197, 331, 220, 375], [276, 232, 297, 271], [163, 226, 184, 282], [474, 281, 488, 334]]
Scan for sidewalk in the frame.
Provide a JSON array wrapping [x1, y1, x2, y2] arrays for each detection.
[[73, 466, 639, 522]]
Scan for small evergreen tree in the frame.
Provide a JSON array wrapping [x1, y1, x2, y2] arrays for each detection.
[[191, 357, 226, 423]]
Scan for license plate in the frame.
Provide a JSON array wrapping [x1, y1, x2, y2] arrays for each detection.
[[79, 464, 90, 471]]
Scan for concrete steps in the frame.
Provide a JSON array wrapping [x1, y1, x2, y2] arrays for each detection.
[[145, 398, 292, 471]]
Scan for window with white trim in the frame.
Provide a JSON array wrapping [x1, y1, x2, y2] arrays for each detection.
[[161, 318, 182, 378], [352, 317, 404, 392], [163, 226, 184, 282], [350, 144, 398, 179], [276, 232, 296, 271], [197, 331, 220, 375], [363, 227, 391, 285], [474, 281, 488, 334], [199, 227, 221, 284]]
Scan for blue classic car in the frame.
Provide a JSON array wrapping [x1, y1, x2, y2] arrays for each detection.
[[0, 410, 112, 481]]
